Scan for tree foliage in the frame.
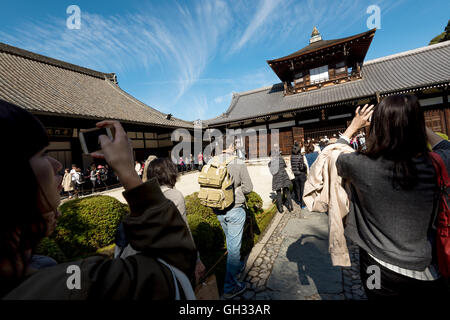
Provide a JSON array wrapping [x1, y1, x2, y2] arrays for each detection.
[[429, 19, 450, 45]]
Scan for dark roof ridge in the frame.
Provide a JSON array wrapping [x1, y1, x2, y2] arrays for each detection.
[[235, 85, 274, 97], [105, 80, 193, 128], [0, 42, 111, 80], [268, 28, 376, 63], [222, 93, 241, 117], [364, 39, 450, 66]]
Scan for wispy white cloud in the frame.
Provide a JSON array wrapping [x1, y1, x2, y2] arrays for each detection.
[[228, 0, 380, 57], [230, 0, 283, 54], [0, 0, 232, 103], [214, 92, 233, 104], [191, 94, 210, 120], [0, 0, 409, 121], [141, 78, 236, 85]]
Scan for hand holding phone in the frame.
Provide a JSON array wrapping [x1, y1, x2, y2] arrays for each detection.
[[89, 120, 142, 191], [79, 127, 113, 155]]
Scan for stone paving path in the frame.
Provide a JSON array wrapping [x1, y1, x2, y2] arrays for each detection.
[[234, 202, 367, 300]]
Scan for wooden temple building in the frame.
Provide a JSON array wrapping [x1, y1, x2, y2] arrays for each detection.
[[0, 42, 193, 169], [1, 26, 450, 164], [206, 27, 450, 156]]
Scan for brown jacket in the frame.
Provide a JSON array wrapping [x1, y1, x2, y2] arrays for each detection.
[[4, 178, 197, 300], [303, 143, 354, 267]]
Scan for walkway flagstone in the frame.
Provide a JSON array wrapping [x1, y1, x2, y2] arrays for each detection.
[[236, 202, 367, 300]]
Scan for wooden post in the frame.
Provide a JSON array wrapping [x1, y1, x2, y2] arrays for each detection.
[[376, 91, 381, 103], [443, 87, 450, 136], [292, 127, 304, 146]]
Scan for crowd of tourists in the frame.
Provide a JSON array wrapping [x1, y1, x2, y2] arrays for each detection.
[[177, 153, 208, 172], [0, 93, 449, 301], [268, 134, 356, 214], [61, 163, 119, 198]]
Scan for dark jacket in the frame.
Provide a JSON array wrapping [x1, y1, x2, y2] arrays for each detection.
[[336, 139, 450, 271], [268, 155, 292, 191], [4, 178, 197, 299], [290, 154, 307, 179]]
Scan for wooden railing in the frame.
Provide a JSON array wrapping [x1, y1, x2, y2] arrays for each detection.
[[288, 72, 361, 95]]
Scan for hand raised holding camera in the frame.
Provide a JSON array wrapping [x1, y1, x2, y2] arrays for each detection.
[[91, 120, 142, 191], [342, 104, 374, 140], [351, 104, 374, 129]]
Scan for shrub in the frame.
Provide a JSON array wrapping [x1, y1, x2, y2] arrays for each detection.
[[185, 192, 214, 219], [187, 214, 224, 253], [35, 237, 67, 263], [253, 204, 277, 244], [245, 191, 264, 216], [54, 195, 129, 259]]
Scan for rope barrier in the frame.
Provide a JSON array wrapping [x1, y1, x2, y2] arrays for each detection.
[[61, 182, 123, 199]]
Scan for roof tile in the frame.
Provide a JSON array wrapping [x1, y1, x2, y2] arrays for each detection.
[[0, 43, 193, 129], [209, 41, 450, 125]]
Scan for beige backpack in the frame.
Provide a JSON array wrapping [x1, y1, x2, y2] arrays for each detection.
[[197, 155, 236, 210]]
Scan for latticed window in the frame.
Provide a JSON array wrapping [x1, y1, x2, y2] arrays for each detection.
[[310, 65, 329, 84], [294, 72, 303, 84], [335, 61, 346, 74]]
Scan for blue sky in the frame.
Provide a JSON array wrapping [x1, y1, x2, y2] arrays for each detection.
[[0, 0, 448, 121]]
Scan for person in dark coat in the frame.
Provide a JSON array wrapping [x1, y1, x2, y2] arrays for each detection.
[[290, 143, 307, 208], [268, 145, 293, 213]]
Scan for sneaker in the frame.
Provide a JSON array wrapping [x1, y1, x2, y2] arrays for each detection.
[[223, 284, 247, 300]]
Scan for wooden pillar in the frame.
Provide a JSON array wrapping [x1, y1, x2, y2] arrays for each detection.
[[292, 127, 304, 146], [443, 87, 450, 136], [266, 119, 271, 156]]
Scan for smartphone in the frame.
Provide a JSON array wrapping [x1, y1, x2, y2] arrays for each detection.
[[79, 127, 113, 154]]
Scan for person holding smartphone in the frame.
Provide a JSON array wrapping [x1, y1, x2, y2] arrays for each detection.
[[0, 100, 197, 299]]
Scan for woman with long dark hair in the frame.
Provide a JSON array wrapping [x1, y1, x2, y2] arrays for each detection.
[[147, 158, 206, 283], [0, 100, 197, 299], [115, 157, 206, 285], [335, 95, 449, 299]]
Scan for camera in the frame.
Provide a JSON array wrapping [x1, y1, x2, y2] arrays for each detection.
[[79, 127, 113, 154]]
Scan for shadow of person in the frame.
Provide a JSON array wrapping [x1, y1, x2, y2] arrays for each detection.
[[286, 231, 342, 298]]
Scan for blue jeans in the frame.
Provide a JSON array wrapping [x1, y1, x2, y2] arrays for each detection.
[[217, 206, 246, 294], [29, 255, 57, 270]]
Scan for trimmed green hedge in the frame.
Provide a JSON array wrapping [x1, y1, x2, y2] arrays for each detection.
[[39, 195, 129, 261], [37, 189, 275, 296], [35, 237, 68, 263]]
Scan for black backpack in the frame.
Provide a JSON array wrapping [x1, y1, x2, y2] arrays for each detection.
[[77, 172, 85, 184], [298, 156, 307, 172], [99, 168, 108, 181]]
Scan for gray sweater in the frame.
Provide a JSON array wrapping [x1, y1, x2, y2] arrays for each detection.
[[336, 139, 450, 271], [211, 153, 253, 210]]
